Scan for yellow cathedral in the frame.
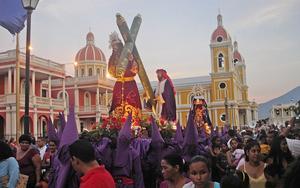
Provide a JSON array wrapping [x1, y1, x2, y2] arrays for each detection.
[[140, 14, 258, 128]]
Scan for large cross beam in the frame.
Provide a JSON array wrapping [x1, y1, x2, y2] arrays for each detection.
[[116, 13, 156, 115]]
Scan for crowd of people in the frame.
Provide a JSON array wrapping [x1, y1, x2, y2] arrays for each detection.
[[1, 113, 300, 188]]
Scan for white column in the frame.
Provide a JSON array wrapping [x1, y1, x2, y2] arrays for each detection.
[[175, 92, 178, 105], [32, 71, 35, 96], [74, 81, 79, 114], [85, 65, 88, 77], [96, 88, 100, 122], [105, 89, 108, 106], [8, 68, 12, 94], [33, 110, 38, 138], [13, 68, 16, 94], [5, 106, 12, 139], [235, 108, 240, 129], [214, 109, 218, 127], [246, 108, 251, 126], [63, 78, 66, 109], [74, 83, 80, 132], [255, 110, 258, 122], [48, 75, 52, 98], [96, 88, 100, 106], [100, 67, 103, 78]]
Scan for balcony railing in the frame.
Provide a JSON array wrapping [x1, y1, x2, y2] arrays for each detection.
[[77, 105, 108, 113], [0, 94, 64, 110]]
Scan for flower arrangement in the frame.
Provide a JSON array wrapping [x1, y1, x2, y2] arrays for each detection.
[[81, 114, 177, 141]]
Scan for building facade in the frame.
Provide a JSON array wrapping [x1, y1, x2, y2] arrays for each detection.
[[140, 14, 258, 127], [269, 102, 296, 126], [0, 32, 114, 140], [0, 14, 258, 140]]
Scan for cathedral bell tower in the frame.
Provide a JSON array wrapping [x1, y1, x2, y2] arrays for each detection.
[[209, 14, 236, 127]]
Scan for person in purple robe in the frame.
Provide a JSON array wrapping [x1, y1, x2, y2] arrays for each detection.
[[57, 112, 66, 140], [155, 69, 176, 122], [143, 117, 165, 188], [94, 137, 113, 172], [108, 32, 142, 119], [46, 117, 59, 146], [112, 115, 144, 188], [173, 121, 184, 148], [183, 110, 208, 163], [49, 107, 80, 188], [191, 95, 212, 137]]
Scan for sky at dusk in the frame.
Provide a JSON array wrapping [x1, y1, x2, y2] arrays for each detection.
[[1, 0, 299, 103]]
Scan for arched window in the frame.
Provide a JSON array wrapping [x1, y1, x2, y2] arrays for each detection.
[[57, 91, 69, 108], [103, 69, 106, 79], [84, 92, 91, 110], [81, 68, 85, 77], [218, 53, 224, 68], [220, 113, 226, 122], [217, 36, 223, 42], [233, 59, 239, 66], [88, 68, 93, 76], [97, 68, 100, 75]]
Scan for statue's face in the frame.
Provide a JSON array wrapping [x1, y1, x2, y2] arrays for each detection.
[[157, 72, 163, 81], [112, 42, 119, 50], [196, 108, 202, 116]]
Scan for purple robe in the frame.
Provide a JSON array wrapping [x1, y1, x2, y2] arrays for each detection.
[[131, 138, 151, 159], [182, 110, 207, 162], [112, 147, 144, 188], [95, 137, 113, 171], [174, 122, 184, 148], [47, 117, 59, 144], [160, 79, 176, 121], [113, 115, 145, 188], [55, 107, 79, 188], [57, 112, 66, 140]]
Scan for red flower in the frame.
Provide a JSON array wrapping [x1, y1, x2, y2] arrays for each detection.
[[160, 119, 165, 125], [110, 124, 115, 129], [116, 124, 122, 130], [112, 117, 117, 123], [121, 117, 126, 123], [101, 122, 107, 129], [92, 124, 96, 130]]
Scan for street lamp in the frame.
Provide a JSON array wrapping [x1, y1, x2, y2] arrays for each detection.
[[22, 0, 39, 135]]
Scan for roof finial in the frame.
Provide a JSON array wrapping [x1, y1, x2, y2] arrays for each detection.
[[86, 30, 95, 45], [217, 13, 223, 26], [234, 40, 238, 51]]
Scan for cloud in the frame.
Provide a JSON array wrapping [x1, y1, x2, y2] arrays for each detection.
[[230, 0, 299, 30]]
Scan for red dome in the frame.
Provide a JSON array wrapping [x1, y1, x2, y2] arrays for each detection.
[[211, 14, 230, 42], [75, 32, 106, 62], [233, 51, 242, 61], [233, 41, 243, 62]]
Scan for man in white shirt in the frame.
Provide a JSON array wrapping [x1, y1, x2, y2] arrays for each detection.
[[36, 137, 47, 160]]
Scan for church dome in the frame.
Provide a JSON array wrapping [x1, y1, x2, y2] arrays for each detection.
[[75, 32, 106, 63], [211, 14, 231, 42], [233, 41, 243, 62]]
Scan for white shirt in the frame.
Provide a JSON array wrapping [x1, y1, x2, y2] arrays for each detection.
[[38, 145, 47, 160], [286, 138, 300, 157], [183, 181, 220, 188]]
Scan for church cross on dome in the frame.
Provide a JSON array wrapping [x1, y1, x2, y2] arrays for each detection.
[[86, 31, 95, 45]]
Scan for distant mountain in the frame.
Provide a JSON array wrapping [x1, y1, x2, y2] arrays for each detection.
[[258, 86, 300, 119]]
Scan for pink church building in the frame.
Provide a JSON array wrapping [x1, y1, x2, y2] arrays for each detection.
[[0, 32, 114, 140]]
